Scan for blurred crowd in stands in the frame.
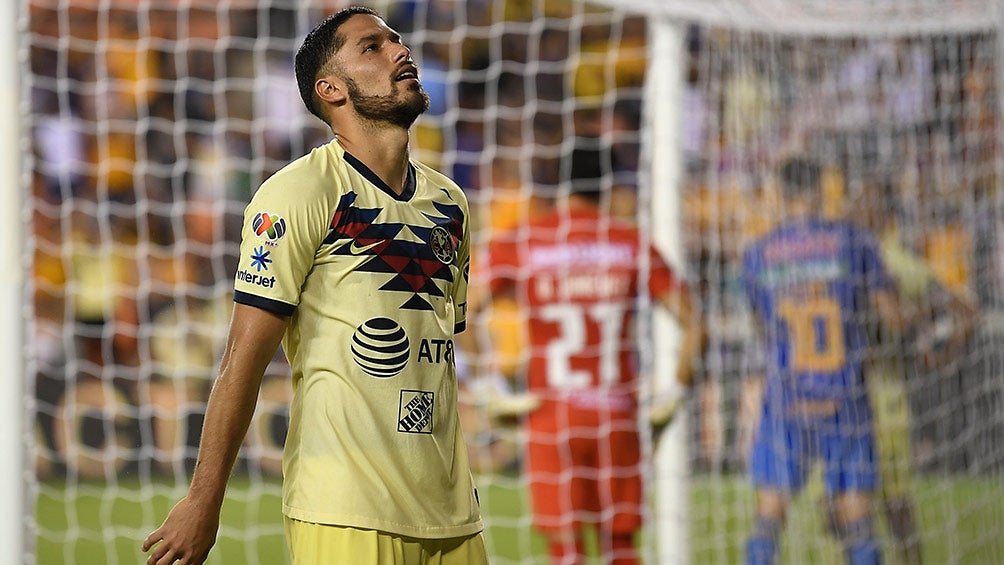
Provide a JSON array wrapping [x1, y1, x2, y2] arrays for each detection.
[[24, 1, 1001, 479], [26, 0, 651, 478]]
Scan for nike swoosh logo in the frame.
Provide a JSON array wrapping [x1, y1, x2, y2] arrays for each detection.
[[349, 240, 381, 255]]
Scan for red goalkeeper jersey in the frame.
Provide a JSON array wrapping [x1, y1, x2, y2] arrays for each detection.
[[488, 204, 678, 405]]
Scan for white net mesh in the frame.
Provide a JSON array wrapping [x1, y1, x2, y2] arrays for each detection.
[[619, 0, 1001, 35], [23, 1, 650, 563], [20, 0, 1004, 564], [673, 10, 1004, 565]]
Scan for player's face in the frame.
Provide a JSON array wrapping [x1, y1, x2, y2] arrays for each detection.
[[332, 14, 430, 129]]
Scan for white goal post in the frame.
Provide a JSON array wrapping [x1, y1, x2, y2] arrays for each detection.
[[15, 1, 1004, 564], [643, 15, 690, 565], [3, 0, 24, 562]]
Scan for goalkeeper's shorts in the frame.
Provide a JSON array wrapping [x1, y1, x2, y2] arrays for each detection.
[[284, 518, 488, 565], [526, 405, 643, 534]]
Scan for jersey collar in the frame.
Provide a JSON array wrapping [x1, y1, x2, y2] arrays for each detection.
[[343, 151, 417, 202]]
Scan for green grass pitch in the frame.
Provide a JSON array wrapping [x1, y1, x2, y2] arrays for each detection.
[[34, 474, 1004, 564]]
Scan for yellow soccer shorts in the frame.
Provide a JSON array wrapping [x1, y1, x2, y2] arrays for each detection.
[[868, 369, 914, 499], [284, 518, 489, 565]]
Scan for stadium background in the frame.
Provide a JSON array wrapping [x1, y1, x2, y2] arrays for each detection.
[[16, 0, 1004, 563]]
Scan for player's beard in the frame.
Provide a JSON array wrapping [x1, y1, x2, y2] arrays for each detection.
[[344, 74, 430, 129]]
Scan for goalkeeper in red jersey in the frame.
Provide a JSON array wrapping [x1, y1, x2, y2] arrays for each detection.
[[480, 143, 701, 564]]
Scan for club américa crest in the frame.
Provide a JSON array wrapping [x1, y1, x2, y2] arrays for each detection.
[[429, 225, 456, 265]]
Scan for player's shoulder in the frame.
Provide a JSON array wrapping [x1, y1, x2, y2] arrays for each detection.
[[827, 218, 880, 249], [742, 229, 770, 260], [252, 141, 344, 206], [807, 216, 857, 235], [413, 160, 468, 205], [599, 211, 640, 234]]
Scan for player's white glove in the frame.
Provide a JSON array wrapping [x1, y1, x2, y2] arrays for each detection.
[[649, 382, 689, 431], [486, 392, 542, 421], [468, 373, 541, 423]]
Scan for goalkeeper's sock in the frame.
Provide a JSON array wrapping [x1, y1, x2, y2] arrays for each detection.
[[838, 517, 881, 565], [746, 516, 781, 565]]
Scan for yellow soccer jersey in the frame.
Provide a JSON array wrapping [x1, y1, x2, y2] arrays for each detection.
[[234, 140, 482, 539]]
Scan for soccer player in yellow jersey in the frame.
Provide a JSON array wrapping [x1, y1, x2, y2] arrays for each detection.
[[852, 182, 975, 565], [143, 7, 486, 564]]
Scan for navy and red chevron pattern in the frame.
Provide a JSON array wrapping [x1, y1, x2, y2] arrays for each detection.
[[324, 192, 465, 311]]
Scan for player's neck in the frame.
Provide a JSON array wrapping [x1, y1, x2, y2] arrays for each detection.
[[567, 193, 601, 213], [334, 125, 412, 196], [784, 198, 819, 223]]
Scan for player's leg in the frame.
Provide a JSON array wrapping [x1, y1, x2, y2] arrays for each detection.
[[544, 529, 585, 565], [528, 427, 585, 564], [883, 496, 920, 565], [598, 421, 643, 565], [748, 488, 789, 565], [824, 406, 882, 565], [870, 371, 922, 564], [831, 491, 881, 565], [746, 412, 803, 565]]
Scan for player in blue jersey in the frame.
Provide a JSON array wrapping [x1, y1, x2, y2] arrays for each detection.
[[742, 157, 906, 565]]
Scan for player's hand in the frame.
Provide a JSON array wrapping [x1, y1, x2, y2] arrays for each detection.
[[467, 372, 541, 425], [649, 383, 689, 437], [486, 391, 542, 424], [142, 496, 220, 565]]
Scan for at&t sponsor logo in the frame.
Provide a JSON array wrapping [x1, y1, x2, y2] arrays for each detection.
[[351, 318, 410, 377], [417, 338, 453, 364], [351, 318, 457, 378]]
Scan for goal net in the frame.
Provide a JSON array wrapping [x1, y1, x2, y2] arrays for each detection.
[[18, 0, 1004, 564], [642, 1, 1004, 564]]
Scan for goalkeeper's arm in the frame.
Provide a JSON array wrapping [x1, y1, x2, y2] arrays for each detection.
[[454, 282, 540, 424], [649, 281, 703, 430]]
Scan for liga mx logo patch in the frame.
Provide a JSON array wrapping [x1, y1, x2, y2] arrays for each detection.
[[253, 211, 287, 246], [398, 390, 434, 434], [351, 318, 410, 377]]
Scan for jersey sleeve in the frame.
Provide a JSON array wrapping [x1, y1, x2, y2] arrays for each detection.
[[647, 245, 680, 301], [233, 176, 328, 316], [740, 243, 764, 317], [453, 204, 471, 334], [852, 225, 895, 292], [486, 232, 520, 296]]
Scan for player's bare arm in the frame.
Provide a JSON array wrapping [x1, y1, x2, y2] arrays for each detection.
[[661, 282, 703, 388], [916, 282, 978, 370], [459, 280, 542, 423], [873, 287, 909, 339], [142, 303, 288, 565], [651, 282, 703, 429]]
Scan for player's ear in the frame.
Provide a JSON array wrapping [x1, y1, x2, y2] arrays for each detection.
[[315, 77, 346, 106]]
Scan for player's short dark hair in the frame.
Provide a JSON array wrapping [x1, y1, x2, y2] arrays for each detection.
[[295, 6, 380, 124], [778, 156, 822, 201], [565, 140, 611, 202]]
